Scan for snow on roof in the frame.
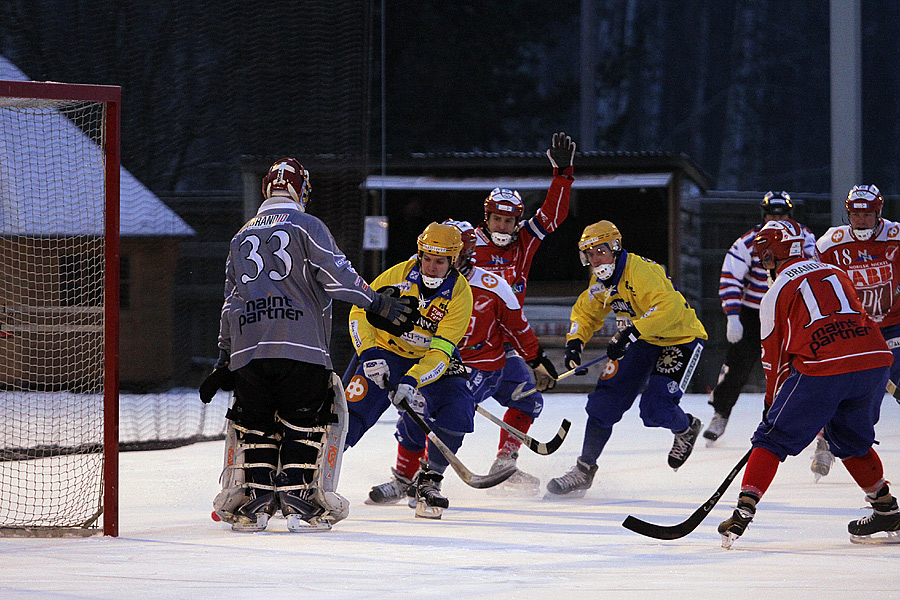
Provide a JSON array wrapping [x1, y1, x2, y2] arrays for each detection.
[[0, 55, 194, 237]]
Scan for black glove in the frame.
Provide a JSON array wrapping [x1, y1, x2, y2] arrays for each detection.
[[367, 291, 414, 327], [607, 325, 640, 361], [564, 338, 584, 373], [365, 286, 419, 336], [199, 349, 235, 404], [526, 346, 558, 391], [546, 131, 576, 174]]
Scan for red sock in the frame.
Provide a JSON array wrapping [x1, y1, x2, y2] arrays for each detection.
[[740, 447, 781, 499], [842, 447, 886, 495], [498, 408, 533, 455], [395, 444, 425, 480]]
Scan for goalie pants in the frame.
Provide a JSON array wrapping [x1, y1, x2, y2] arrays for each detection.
[[343, 349, 475, 473], [230, 358, 331, 487], [709, 306, 761, 419]]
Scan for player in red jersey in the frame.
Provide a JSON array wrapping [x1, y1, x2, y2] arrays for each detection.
[[717, 219, 898, 548], [812, 184, 900, 479], [466, 132, 574, 484]]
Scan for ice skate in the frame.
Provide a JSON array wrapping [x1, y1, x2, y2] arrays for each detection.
[[702, 412, 728, 444], [668, 414, 702, 470], [810, 437, 834, 482], [231, 488, 279, 532], [365, 468, 414, 505], [279, 488, 333, 532], [487, 452, 540, 496], [849, 491, 900, 544], [545, 458, 597, 499], [413, 470, 449, 519], [718, 493, 757, 549]]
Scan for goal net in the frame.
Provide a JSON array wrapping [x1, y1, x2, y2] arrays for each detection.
[[0, 81, 120, 536]]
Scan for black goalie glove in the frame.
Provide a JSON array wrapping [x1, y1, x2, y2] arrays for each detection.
[[526, 346, 558, 391], [199, 349, 235, 404], [546, 131, 576, 174], [366, 286, 419, 336], [607, 325, 640, 361]]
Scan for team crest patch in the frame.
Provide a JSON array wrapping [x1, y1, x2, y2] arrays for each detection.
[[656, 346, 685, 374], [599, 358, 619, 380], [667, 380, 679, 394], [426, 304, 446, 322], [345, 375, 369, 402], [832, 229, 844, 243], [480, 273, 499, 288]]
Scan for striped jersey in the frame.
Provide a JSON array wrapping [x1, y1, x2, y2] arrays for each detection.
[[218, 198, 376, 371], [719, 222, 817, 315], [472, 174, 573, 304], [760, 257, 892, 405]]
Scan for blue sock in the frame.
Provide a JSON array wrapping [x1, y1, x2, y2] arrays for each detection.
[[580, 417, 613, 465]]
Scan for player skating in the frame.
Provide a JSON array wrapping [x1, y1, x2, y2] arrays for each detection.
[[468, 131, 575, 485], [366, 220, 558, 501], [199, 158, 413, 532], [546, 221, 707, 498], [343, 222, 477, 519], [704, 192, 817, 444], [812, 184, 900, 479], [718, 218, 898, 548]]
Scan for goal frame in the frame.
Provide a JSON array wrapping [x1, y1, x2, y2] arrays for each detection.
[[0, 79, 121, 537]]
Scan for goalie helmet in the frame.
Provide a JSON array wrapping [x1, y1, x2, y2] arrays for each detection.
[[578, 221, 622, 281], [442, 219, 477, 269], [417, 222, 463, 288], [754, 218, 805, 267], [760, 191, 793, 216], [262, 158, 311, 211]]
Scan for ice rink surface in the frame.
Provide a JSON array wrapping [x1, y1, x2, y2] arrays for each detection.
[[2, 392, 898, 599]]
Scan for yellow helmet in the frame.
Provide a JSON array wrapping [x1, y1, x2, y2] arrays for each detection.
[[578, 220, 622, 265], [417, 222, 463, 263]]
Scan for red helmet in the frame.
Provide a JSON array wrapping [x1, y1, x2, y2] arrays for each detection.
[[262, 158, 311, 210], [484, 188, 524, 221], [845, 184, 883, 214], [754, 218, 806, 266], [442, 219, 476, 267]]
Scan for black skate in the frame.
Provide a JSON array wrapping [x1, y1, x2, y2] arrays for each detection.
[[545, 459, 597, 499], [232, 488, 279, 532], [366, 468, 414, 505], [718, 493, 757, 549], [703, 412, 728, 443], [279, 488, 333, 533], [669, 414, 702, 470], [413, 470, 449, 519], [849, 493, 900, 544]]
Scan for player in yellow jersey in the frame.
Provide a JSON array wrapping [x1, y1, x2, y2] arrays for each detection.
[[343, 222, 474, 517], [546, 221, 708, 498]]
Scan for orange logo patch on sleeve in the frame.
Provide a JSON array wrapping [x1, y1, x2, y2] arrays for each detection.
[[345, 375, 369, 402], [832, 230, 844, 243], [480, 273, 499, 288]]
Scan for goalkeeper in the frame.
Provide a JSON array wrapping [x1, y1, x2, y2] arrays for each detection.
[[199, 158, 413, 532]]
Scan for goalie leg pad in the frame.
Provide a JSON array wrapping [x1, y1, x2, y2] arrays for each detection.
[[213, 420, 279, 523]]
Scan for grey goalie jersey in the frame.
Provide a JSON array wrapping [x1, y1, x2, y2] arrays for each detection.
[[218, 198, 375, 371]]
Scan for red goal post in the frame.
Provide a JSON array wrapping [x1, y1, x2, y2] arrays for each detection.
[[0, 80, 120, 536]]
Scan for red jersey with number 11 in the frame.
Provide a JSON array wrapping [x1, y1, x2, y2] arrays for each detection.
[[759, 257, 892, 405]]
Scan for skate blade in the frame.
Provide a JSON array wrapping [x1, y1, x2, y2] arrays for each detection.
[[231, 513, 269, 532], [415, 502, 443, 519], [720, 531, 739, 549], [286, 514, 332, 533], [487, 481, 540, 497], [542, 488, 588, 500], [850, 531, 900, 544], [364, 496, 404, 506]]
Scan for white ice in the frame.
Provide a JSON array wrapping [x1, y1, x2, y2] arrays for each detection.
[[2, 392, 898, 599]]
